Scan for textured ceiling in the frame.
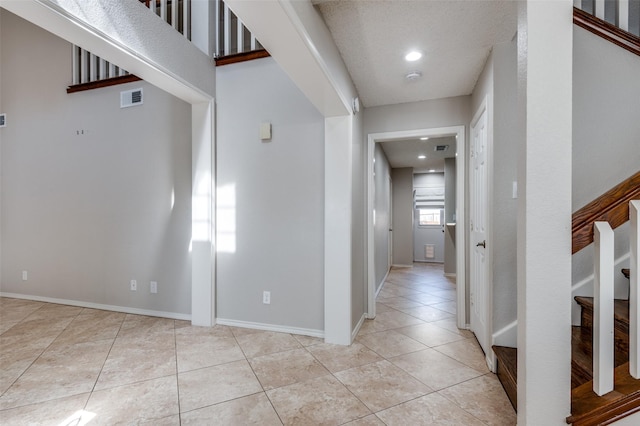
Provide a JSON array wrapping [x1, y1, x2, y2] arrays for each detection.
[[380, 136, 457, 172], [313, 0, 517, 107]]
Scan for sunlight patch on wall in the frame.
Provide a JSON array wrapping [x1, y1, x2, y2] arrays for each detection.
[[217, 183, 236, 253], [192, 172, 212, 243]]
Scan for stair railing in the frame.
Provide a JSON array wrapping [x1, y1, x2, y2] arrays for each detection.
[[574, 0, 640, 37], [591, 200, 639, 396], [70, 0, 263, 88]]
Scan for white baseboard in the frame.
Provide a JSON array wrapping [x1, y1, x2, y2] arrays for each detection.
[[0, 292, 191, 321], [352, 312, 366, 342], [392, 264, 414, 268], [444, 273, 457, 278], [216, 318, 324, 339]]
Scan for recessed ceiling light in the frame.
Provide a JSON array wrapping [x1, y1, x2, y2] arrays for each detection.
[[405, 51, 422, 62], [429, 169, 436, 173], [418, 155, 426, 159], [420, 137, 429, 140]]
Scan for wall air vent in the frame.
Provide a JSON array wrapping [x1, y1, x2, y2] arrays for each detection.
[[434, 145, 449, 152], [120, 88, 143, 108], [0, 113, 6, 127]]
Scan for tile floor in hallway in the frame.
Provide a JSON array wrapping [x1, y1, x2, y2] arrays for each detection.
[[0, 263, 516, 425]]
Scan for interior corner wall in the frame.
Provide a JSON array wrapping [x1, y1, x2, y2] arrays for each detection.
[[573, 26, 640, 212], [444, 158, 457, 274], [351, 109, 366, 330], [215, 57, 325, 333], [491, 39, 519, 345], [0, 11, 193, 314], [373, 144, 391, 292]]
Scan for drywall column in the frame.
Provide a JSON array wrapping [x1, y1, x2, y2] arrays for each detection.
[[516, 0, 573, 424], [325, 115, 353, 345], [191, 101, 215, 326], [444, 158, 456, 275], [190, 0, 215, 57]]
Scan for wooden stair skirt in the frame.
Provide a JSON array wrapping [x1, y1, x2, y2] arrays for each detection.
[[492, 282, 640, 425]]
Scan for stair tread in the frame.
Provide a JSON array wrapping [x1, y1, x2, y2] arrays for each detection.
[[574, 296, 629, 326], [572, 327, 593, 388], [493, 345, 517, 375], [568, 362, 640, 425], [622, 268, 630, 279]]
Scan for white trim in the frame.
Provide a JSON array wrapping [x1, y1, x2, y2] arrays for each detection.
[[0, 292, 191, 321], [367, 126, 466, 329], [391, 264, 413, 268], [216, 318, 324, 338], [493, 319, 518, 347], [444, 273, 457, 278], [352, 313, 366, 340]]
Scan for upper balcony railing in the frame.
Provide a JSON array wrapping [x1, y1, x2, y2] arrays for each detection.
[[574, 0, 640, 37], [70, 0, 264, 89]]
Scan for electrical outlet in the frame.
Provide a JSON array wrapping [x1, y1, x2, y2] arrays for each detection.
[[130, 280, 137, 291], [150, 281, 158, 294], [263, 291, 271, 305], [22, 270, 28, 281]]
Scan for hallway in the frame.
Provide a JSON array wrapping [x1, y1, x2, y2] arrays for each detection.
[[0, 263, 515, 425]]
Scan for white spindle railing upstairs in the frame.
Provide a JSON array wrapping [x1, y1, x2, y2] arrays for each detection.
[[71, 0, 263, 87], [592, 200, 640, 396], [574, 0, 640, 36]]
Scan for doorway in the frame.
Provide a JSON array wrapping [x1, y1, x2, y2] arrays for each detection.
[[367, 126, 466, 327]]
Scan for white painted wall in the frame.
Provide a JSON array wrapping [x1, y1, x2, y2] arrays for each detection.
[[392, 168, 414, 266], [215, 57, 325, 333], [0, 11, 192, 315], [413, 173, 445, 263], [373, 144, 391, 292], [573, 26, 640, 212], [444, 158, 457, 275]]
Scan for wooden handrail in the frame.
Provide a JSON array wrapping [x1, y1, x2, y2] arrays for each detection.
[[67, 75, 142, 94], [572, 171, 640, 254], [573, 7, 640, 58]]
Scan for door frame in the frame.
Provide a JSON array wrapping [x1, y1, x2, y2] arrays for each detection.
[[469, 96, 494, 370], [366, 126, 466, 328]]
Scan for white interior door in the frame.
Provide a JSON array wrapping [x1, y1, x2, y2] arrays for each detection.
[[470, 104, 490, 356]]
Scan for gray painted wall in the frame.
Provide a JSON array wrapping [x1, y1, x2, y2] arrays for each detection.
[[392, 168, 414, 266], [216, 57, 325, 332], [351, 110, 366, 329], [573, 26, 640, 211], [413, 173, 445, 263], [444, 158, 457, 274], [0, 11, 193, 314], [373, 144, 391, 292]]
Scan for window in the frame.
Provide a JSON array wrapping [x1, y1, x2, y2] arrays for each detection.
[[418, 208, 442, 226]]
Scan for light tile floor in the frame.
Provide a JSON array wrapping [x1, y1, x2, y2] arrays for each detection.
[[0, 263, 516, 425]]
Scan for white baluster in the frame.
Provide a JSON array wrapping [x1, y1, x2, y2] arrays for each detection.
[[237, 20, 244, 53], [89, 53, 98, 82], [619, 0, 630, 31], [630, 200, 639, 378], [573, 0, 582, 8], [161, 0, 167, 22], [172, 0, 179, 31], [183, 0, 190, 40], [109, 62, 117, 79], [251, 33, 257, 51], [224, 3, 231, 56], [594, 221, 615, 396], [72, 45, 80, 85], [80, 48, 88, 84], [215, 0, 221, 56], [99, 58, 107, 81], [595, 0, 606, 19]]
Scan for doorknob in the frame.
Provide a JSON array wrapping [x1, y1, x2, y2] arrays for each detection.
[[476, 240, 486, 248]]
